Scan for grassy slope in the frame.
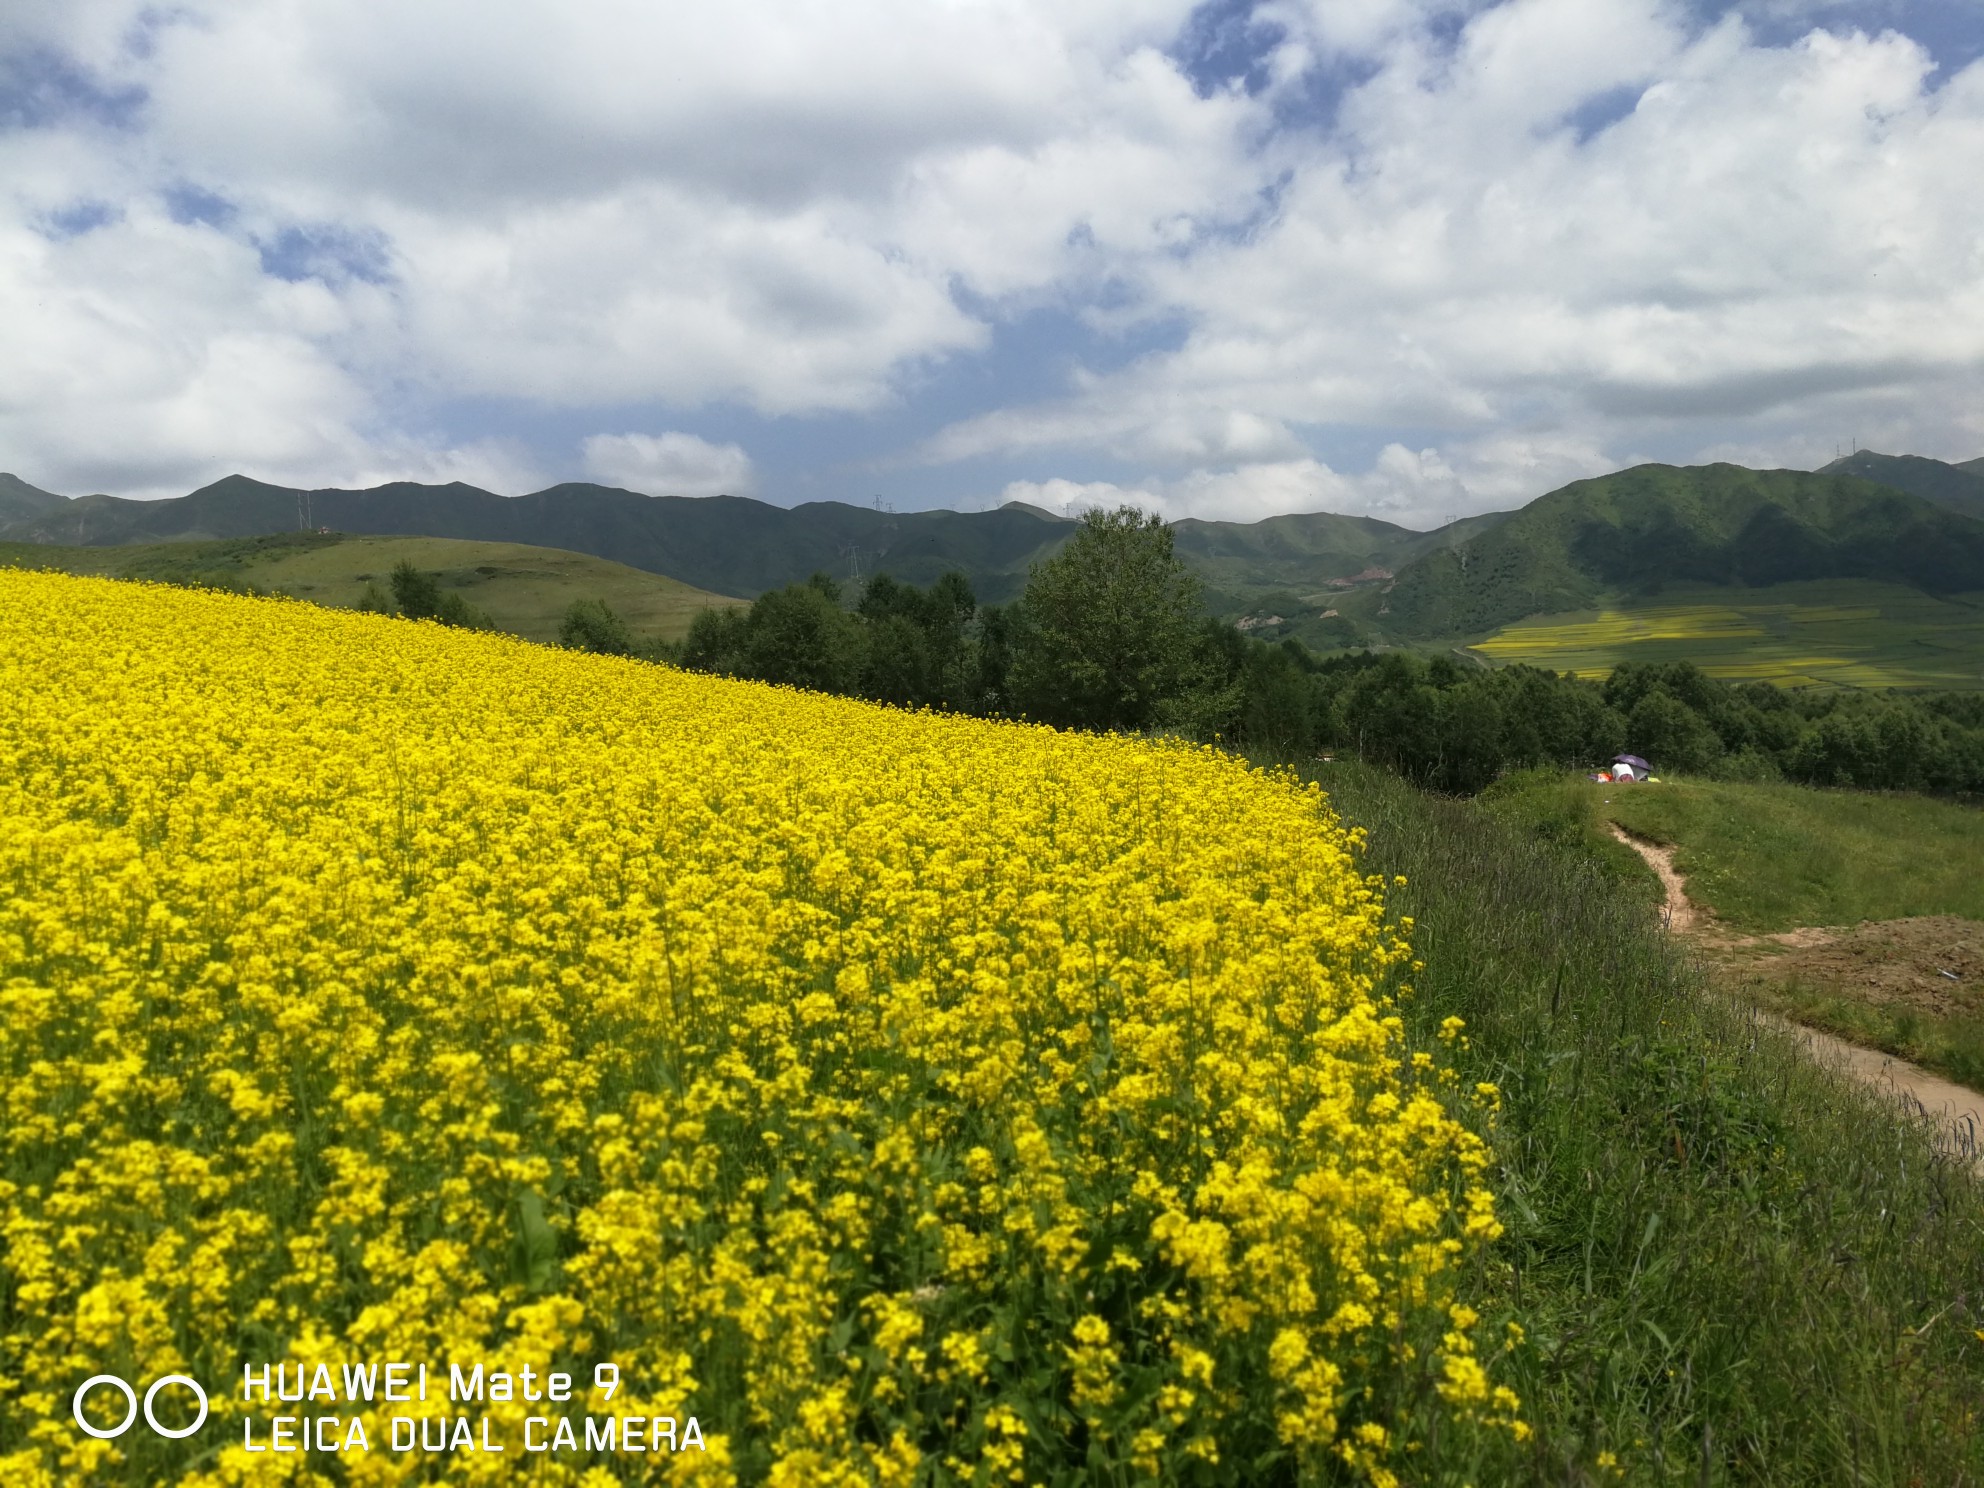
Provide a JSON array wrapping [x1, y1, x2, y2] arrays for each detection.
[[1487, 772, 1984, 1090], [1381, 463, 1984, 641], [1819, 450, 1984, 523], [249, 534, 744, 643], [0, 476, 1079, 603], [1318, 761, 1984, 1484], [0, 470, 1514, 617], [1598, 779, 1984, 933], [0, 532, 744, 645], [1466, 578, 1984, 690]]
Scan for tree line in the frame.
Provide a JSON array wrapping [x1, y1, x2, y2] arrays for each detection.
[[538, 505, 1984, 797]]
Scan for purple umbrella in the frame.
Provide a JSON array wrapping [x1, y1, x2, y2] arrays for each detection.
[[1613, 754, 1650, 772]]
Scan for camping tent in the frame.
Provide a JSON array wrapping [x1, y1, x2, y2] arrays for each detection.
[[1612, 753, 1650, 782]]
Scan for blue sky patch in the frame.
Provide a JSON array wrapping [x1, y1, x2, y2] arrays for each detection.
[[163, 183, 237, 230], [255, 224, 395, 287], [40, 200, 121, 239], [0, 46, 145, 132]]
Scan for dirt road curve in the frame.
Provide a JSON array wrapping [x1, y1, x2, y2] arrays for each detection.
[[1608, 823, 1984, 1171], [1609, 823, 1698, 933]]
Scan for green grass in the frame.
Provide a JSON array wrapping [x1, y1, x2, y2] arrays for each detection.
[[1483, 771, 1984, 1096], [1313, 760, 1984, 1485], [1478, 769, 1666, 893], [1381, 461, 1984, 640], [1466, 579, 1984, 691], [1596, 778, 1984, 933], [1743, 980, 1984, 1093], [0, 532, 744, 645]]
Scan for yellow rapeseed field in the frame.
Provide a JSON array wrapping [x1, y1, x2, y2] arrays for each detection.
[[0, 571, 1516, 1485]]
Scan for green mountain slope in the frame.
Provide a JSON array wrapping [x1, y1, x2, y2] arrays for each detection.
[[1815, 451, 1984, 522], [0, 473, 1497, 610], [0, 474, 70, 525], [1170, 508, 1507, 596], [0, 531, 742, 644], [0, 475, 1078, 603], [1381, 463, 1984, 638]]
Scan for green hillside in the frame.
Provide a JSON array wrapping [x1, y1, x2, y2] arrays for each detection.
[[1816, 450, 1984, 521], [0, 471, 1510, 616], [0, 474, 1077, 603], [13, 460, 1982, 662], [1381, 463, 1984, 638], [1171, 508, 1505, 597], [1598, 778, 1984, 933], [0, 531, 743, 645], [0, 473, 69, 525], [1174, 508, 1509, 647]]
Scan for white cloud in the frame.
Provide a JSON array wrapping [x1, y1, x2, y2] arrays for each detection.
[[581, 432, 755, 498], [1003, 440, 1544, 529], [32, 0, 1242, 415], [0, 196, 360, 496], [926, 401, 1309, 466], [3, 0, 1981, 514], [0, 0, 1273, 492], [946, 4, 1984, 516]]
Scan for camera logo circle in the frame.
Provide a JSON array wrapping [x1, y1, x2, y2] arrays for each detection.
[[72, 1374, 209, 1440]]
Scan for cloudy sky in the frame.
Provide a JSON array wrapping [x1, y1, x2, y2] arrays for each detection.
[[3, 0, 1981, 526]]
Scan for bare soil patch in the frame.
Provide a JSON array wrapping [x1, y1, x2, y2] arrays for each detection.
[[1710, 916, 1984, 1019]]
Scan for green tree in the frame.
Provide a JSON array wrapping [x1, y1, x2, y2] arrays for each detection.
[[859, 614, 935, 705], [1007, 506, 1205, 732], [1434, 680, 1505, 793], [559, 597, 635, 656], [739, 575, 865, 694], [1342, 654, 1442, 778], [1235, 643, 1316, 755], [389, 560, 442, 620], [434, 591, 489, 630], [681, 606, 749, 673], [1626, 687, 1723, 776], [974, 604, 1016, 713], [387, 561, 487, 629]]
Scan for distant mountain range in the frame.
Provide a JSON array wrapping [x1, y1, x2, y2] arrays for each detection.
[[4, 450, 1982, 640], [0, 471, 1498, 607]]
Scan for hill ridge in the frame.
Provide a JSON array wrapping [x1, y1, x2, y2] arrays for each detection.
[[0, 473, 72, 524], [0, 471, 1499, 606], [1377, 462, 1984, 638], [1814, 450, 1984, 522]]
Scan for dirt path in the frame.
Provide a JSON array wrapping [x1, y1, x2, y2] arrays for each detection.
[[1608, 823, 1984, 1169], [1776, 1022, 1982, 1167], [1609, 824, 1697, 933]]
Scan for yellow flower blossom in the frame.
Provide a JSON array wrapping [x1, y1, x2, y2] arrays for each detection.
[[0, 571, 1521, 1483]]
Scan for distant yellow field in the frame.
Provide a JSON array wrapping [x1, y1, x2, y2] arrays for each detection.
[[1470, 581, 1984, 690]]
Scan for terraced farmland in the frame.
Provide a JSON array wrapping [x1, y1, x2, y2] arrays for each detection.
[[1467, 579, 1984, 689]]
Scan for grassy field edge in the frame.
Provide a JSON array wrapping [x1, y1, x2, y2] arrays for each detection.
[[1316, 761, 1984, 1484]]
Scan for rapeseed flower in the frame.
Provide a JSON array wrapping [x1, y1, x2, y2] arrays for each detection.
[[0, 571, 1517, 1483]]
